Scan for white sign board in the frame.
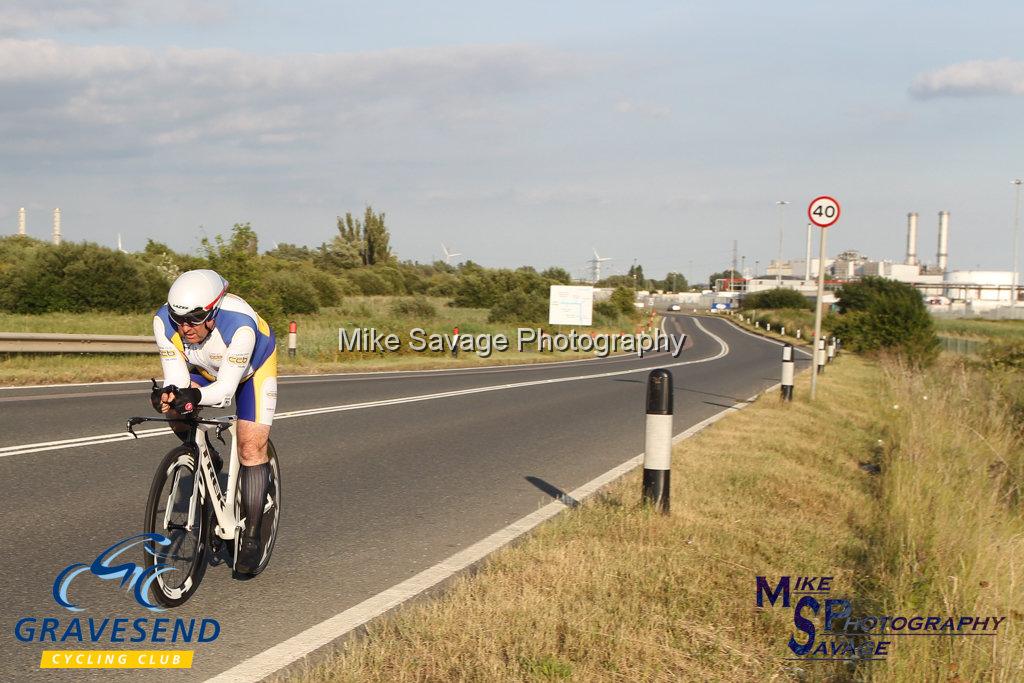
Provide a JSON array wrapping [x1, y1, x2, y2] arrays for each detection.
[[548, 285, 594, 326]]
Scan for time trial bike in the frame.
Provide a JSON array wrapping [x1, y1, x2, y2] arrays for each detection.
[[126, 405, 282, 608]]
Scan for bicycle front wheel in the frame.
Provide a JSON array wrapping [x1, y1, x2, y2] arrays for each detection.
[[143, 445, 210, 608]]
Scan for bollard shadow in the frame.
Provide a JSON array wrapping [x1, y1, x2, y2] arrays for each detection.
[[526, 476, 579, 508], [703, 400, 742, 410], [613, 379, 749, 405], [676, 385, 748, 403]]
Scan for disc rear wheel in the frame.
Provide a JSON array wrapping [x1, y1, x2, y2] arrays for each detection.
[[238, 439, 282, 577]]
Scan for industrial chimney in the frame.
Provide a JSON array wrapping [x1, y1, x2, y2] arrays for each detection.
[[18, 207, 25, 236], [53, 208, 61, 246], [905, 212, 918, 266], [937, 211, 949, 272]]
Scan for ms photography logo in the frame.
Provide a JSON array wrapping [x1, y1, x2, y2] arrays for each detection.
[[12, 533, 221, 670], [756, 575, 1006, 662]]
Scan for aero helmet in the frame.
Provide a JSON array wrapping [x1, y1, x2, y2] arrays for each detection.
[[167, 269, 229, 324]]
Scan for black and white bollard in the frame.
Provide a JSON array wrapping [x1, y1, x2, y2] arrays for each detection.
[[816, 338, 826, 374], [643, 369, 673, 513], [827, 337, 836, 363], [288, 321, 297, 358], [781, 343, 795, 401]]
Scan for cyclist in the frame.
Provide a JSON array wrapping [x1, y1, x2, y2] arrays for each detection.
[[150, 269, 278, 575]]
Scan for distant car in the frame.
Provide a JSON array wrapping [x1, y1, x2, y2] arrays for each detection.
[[669, 304, 681, 311]]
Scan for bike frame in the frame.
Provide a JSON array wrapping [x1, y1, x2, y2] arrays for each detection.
[[128, 415, 245, 553]]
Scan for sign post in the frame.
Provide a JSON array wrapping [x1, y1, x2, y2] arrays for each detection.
[[807, 196, 840, 401]]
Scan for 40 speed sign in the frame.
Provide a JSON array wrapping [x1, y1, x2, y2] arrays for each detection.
[[807, 196, 840, 228]]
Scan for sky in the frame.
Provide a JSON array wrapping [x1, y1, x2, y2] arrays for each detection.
[[3, 1, 1024, 284]]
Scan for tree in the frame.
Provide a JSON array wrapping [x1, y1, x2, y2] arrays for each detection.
[[201, 223, 286, 332], [627, 263, 646, 289], [660, 272, 688, 292], [708, 269, 741, 290], [336, 206, 392, 266], [540, 266, 572, 284], [742, 288, 811, 310], [831, 277, 939, 366], [610, 286, 636, 315], [266, 243, 316, 263]]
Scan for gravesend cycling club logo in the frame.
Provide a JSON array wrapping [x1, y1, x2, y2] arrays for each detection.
[[11, 533, 221, 670], [53, 533, 173, 612], [756, 574, 1006, 662]]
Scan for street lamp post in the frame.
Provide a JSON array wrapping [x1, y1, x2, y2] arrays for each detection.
[[776, 200, 790, 287], [1013, 179, 1023, 307]]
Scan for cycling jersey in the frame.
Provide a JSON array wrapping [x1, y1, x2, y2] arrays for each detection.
[[154, 293, 278, 425]]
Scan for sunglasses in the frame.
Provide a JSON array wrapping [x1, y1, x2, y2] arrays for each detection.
[[170, 309, 214, 326]]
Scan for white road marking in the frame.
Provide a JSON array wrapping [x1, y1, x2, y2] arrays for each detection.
[[205, 362, 765, 683], [0, 319, 726, 459], [0, 347, 643, 392]]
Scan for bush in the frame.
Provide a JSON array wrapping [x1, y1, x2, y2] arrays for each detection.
[[390, 296, 437, 319], [346, 269, 390, 295], [0, 240, 167, 313], [593, 301, 624, 326], [742, 288, 811, 310], [831, 277, 938, 366], [981, 339, 1024, 370], [451, 274, 497, 308], [302, 267, 341, 307], [488, 290, 548, 324], [266, 270, 319, 314], [610, 287, 636, 315]]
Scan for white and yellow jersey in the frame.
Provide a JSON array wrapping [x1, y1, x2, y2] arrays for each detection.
[[153, 294, 276, 412]]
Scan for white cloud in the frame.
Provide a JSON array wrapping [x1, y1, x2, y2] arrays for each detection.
[[0, 1, 230, 35], [910, 59, 1024, 98], [0, 39, 585, 165], [614, 98, 671, 118]]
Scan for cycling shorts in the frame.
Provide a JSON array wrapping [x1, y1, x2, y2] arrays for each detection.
[[189, 348, 278, 426]]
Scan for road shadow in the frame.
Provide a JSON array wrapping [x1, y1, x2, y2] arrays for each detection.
[[703, 400, 741, 410], [526, 476, 579, 508], [611, 379, 749, 404]]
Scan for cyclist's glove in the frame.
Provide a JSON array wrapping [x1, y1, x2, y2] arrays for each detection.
[[170, 387, 202, 415], [150, 379, 174, 413]]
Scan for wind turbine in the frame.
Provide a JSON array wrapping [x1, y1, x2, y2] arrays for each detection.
[[441, 243, 462, 264], [589, 248, 613, 283]]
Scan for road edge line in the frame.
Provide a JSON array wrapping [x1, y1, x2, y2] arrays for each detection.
[[205, 370, 770, 683]]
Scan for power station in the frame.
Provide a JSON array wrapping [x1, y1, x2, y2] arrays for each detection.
[[723, 211, 1021, 314]]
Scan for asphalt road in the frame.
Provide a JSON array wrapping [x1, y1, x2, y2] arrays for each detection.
[[0, 315, 807, 681]]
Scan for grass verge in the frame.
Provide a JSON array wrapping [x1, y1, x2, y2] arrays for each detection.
[[0, 297, 650, 385], [932, 317, 1024, 341], [287, 357, 883, 682], [286, 351, 1023, 682]]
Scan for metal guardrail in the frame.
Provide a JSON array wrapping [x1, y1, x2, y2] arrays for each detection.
[[937, 335, 983, 355], [0, 332, 155, 353]]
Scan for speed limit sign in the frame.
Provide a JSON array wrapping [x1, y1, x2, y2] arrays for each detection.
[[808, 196, 840, 228]]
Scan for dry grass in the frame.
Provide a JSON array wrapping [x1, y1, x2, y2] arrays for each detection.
[[288, 357, 884, 682], [863, 357, 1024, 681], [933, 318, 1024, 341], [0, 297, 639, 385], [286, 351, 1024, 682]]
